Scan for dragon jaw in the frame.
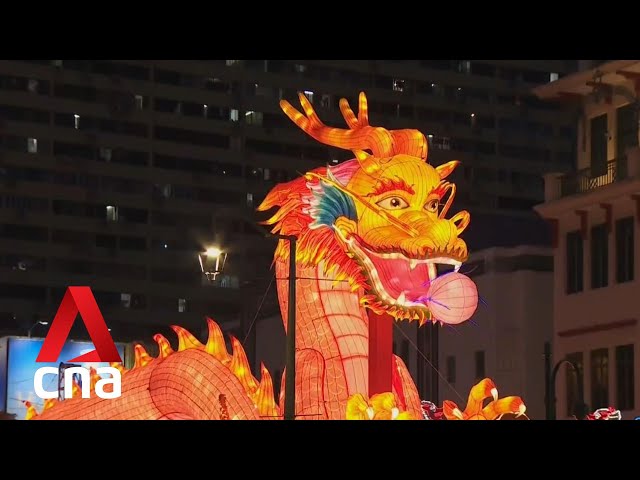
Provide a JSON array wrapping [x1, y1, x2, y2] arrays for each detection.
[[335, 227, 468, 324]]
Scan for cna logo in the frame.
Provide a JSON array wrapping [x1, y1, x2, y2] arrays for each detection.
[[33, 286, 123, 400]]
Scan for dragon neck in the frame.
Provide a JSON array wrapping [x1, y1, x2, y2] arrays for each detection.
[[275, 258, 370, 404]]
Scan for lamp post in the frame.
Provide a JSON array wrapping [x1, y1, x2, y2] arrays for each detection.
[[28, 320, 48, 338], [543, 342, 586, 420], [198, 247, 228, 282], [197, 231, 298, 420]]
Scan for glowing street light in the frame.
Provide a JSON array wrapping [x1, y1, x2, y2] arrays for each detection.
[[28, 320, 49, 338], [198, 246, 228, 282]]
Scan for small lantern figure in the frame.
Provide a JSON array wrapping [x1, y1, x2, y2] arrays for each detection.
[[198, 247, 227, 282]]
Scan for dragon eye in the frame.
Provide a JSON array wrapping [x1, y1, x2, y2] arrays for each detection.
[[425, 199, 439, 213], [376, 196, 409, 210]]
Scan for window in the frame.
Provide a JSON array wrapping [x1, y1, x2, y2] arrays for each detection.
[[27, 137, 37, 153], [303, 90, 314, 103], [475, 350, 485, 380], [549, 72, 559, 82], [321, 94, 331, 109], [393, 79, 405, 92], [565, 352, 584, 417], [591, 224, 608, 289], [245, 111, 263, 126], [203, 104, 208, 118], [590, 348, 609, 408], [616, 344, 634, 410], [617, 104, 638, 178], [99, 147, 112, 162], [616, 217, 634, 283], [178, 298, 187, 312], [225, 60, 240, 66], [566, 230, 584, 294], [246, 193, 253, 207], [294, 64, 306, 73], [52, 60, 63, 68], [230, 109, 239, 122], [73, 114, 80, 129], [590, 114, 608, 177], [121, 293, 131, 308], [134, 95, 144, 110], [446, 356, 456, 383], [106, 205, 118, 222], [457, 60, 471, 74]]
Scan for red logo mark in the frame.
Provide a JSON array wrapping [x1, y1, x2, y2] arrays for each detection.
[[36, 286, 122, 363]]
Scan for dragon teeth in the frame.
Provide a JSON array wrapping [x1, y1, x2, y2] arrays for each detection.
[[396, 292, 406, 304], [409, 259, 419, 271]]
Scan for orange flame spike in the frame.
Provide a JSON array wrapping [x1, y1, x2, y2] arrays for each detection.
[[134, 344, 153, 368], [205, 318, 230, 362], [71, 380, 81, 399], [89, 367, 101, 392], [229, 336, 259, 394], [43, 398, 58, 412], [24, 401, 38, 420], [255, 363, 279, 418], [153, 333, 174, 358], [171, 325, 205, 352], [109, 362, 126, 375]]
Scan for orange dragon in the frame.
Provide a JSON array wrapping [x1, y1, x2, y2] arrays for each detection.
[[29, 92, 526, 420]]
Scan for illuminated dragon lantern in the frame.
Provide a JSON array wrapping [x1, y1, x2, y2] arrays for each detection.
[[28, 92, 526, 420]]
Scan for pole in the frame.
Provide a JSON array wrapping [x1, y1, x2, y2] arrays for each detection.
[[284, 236, 297, 420], [544, 342, 552, 420]]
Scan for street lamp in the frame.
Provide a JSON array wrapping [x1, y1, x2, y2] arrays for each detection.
[[544, 342, 586, 420], [28, 320, 49, 338], [198, 246, 228, 282]]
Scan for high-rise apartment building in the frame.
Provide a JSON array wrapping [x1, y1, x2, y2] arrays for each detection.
[[0, 60, 576, 354]]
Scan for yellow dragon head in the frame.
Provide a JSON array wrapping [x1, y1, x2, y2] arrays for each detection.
[[258, 92, 477, 324]]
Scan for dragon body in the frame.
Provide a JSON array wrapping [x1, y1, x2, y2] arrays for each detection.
[[30, 92, 526, 420]]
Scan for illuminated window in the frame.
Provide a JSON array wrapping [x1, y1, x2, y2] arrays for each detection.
[[121, 293, 131, 308], [27, 137, 38, 153], [178, 298, 187, 312], [230, 109, 239, 122], [393, 79, 405, 92], [458, 60, 471, 74], [550, 72, 559, 82], [294, 63, 306, 73], [590, 348, 609, 408], [246, 193, 253, 207], [203, 104, 208, 118], [331, 159, 339, 164], [446, 356, 456, 384], [106, 205, 118, 222], [52, 60, 63, 68], [245, 110, 263, 126], [134, 95, 144, 110], [73, 114, 80, 129], [303, 90, 314, 103], [226, 60, 240, 66]]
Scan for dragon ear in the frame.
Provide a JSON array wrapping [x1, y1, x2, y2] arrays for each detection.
[[435, 160, 460, 180]]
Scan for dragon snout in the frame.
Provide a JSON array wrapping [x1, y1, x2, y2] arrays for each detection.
[[400, 215, 469, 260]]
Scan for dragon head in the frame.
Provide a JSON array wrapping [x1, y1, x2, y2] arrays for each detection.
[[258, 92, 477, 325]]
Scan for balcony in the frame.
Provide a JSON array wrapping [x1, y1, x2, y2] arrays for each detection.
[[543, 147, 640, 202], [560, 158, 626, 197]]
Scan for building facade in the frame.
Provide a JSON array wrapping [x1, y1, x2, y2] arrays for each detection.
[[535, 60, 640, 419], [437, 245, 553, 419], [0, 60, 576, 369]]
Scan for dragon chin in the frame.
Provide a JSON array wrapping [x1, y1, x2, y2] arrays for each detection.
[[336, 229, 467, 324]]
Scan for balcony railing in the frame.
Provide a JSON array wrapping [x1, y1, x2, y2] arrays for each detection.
[[560, 158, 627, 197]]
